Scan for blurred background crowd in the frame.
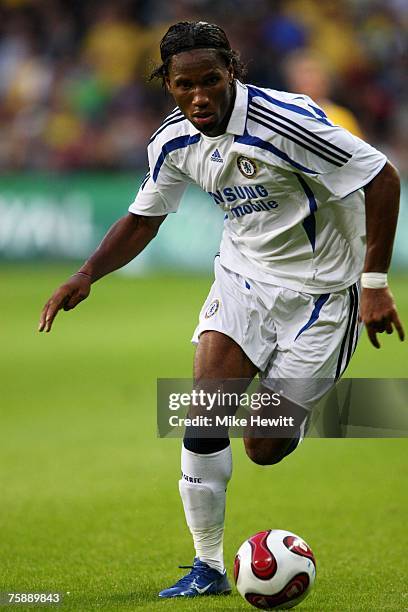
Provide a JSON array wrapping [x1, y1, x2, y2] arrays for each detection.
[[0, 0, 406, 173]]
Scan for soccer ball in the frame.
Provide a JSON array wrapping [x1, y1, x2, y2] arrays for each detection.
[[234, 529, 316, 609]]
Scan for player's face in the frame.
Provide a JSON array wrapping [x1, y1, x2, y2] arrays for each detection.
[[165, 49, 235, 137]]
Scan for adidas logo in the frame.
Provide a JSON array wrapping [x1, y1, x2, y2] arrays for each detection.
[[210, 149, 223, 163]]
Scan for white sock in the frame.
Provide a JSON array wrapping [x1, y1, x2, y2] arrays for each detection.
[[179, 444, 232, 573]]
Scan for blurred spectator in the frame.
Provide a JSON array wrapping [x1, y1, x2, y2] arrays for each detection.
[[0, 0, 405, 172], [82, 3, 145, 89], [282, 50, 364, 138]]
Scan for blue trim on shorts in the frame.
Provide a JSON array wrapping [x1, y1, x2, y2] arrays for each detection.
[[294, 293, 331, 340], [335, 283, 358, 379]]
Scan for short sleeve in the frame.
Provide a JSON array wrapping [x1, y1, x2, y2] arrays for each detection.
[[129, 134, 189, 216], [246, 92, 387, 199], [316, 133, 387, 198], [129, 162, 188, 216]]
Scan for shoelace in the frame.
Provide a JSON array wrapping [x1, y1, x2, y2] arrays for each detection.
[[173, 562, 214, 588]]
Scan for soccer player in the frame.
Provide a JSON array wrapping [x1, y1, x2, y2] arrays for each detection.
[[39, 21, 404, 599]]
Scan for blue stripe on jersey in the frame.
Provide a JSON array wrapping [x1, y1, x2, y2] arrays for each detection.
[[149, 115, 185, 144], [249, 100, 351, 161], [295, 174, 317, 251], [292, 96, 329, 122], [296, 175, 317, 214], [153, 133, 201, 182], [234, 134, 317, 174], [294, 293, 331, 341], [308, 103, 329, 120], [248, 104, 348, 167], [302, 215, 316, 252], [248, 112, 344, 167], [140, 171, 150, 190], [247, 85, 332, 125]]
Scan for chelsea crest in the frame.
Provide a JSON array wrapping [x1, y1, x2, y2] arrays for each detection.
[[205, 299, 220, 318], [237, 155, 258, 178]]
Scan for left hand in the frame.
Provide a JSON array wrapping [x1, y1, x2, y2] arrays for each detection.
[[360, 287, 405, 349]]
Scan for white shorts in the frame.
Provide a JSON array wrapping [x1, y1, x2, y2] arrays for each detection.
[[192, 258, 362, 410]]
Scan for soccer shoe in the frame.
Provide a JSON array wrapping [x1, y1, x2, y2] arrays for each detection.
[[158, 557, 231, 598]]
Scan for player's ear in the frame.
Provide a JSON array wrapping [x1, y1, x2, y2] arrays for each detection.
[[164, 75, 172, 92]]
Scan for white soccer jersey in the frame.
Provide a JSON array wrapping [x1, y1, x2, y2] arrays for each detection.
[[129, 80, 387, 293]]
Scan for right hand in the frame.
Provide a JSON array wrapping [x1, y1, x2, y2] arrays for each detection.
[[360, 286, 405, 349], [38, 273, 92, 333]]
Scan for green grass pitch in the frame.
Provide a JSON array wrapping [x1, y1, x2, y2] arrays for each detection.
[[1, 265, 407, 611]]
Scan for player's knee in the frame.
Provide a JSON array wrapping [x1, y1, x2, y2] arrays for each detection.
[[247, 450, 286, 466], [244, 441, 282, 466], [244, 438, 297, 466]]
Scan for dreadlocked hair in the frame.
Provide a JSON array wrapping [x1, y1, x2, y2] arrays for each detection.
[[150, 21, 246, 85]]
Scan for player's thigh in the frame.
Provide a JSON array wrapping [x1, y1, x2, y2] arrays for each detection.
[[189, 331, 258, 443], [194, 331, 259, 381]]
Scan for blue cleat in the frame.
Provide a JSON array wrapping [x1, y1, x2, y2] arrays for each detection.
[[158, 557, 231, 598]]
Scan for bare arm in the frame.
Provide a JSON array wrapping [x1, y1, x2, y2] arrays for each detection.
[[38, 213, 166, 332], [361, 161, 404, 348], [77, 213, 165, 281]]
